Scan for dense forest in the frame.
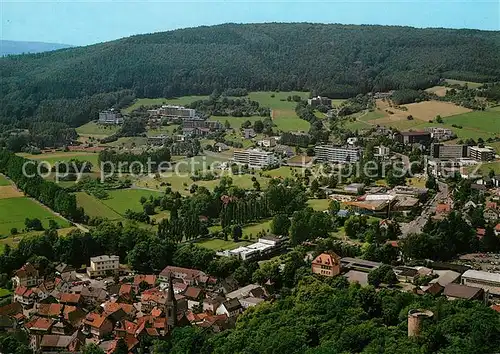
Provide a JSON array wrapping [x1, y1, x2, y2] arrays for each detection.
[[1, 23, 499, 132]]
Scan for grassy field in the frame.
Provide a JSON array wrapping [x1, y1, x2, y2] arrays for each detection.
[[468, 161, 500, 176], [263, 166, 306, 179], [307, 199, 330, 211], [76, 122, 119, 136], [242, 219, 272, 238], [444, 79, 483, 89], [103, 137, 148, 149], [146, 125, 179, 136], [20, 152, 101, 172], [0, 175, 10, 186], [123, 96, 209, 114], [209, 115, 263, 129], [99, 189, 164, 215], [196, 238, 251, 251], [0, 197, 70, 235], [0, 288, 11, 297], [75, 192, 122, 220]]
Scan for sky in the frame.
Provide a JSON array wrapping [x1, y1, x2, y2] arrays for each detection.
[[1, 0, 499, 46]]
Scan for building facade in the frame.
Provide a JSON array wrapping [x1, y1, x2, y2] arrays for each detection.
[[468, 146, 495, 161], [431, 143, 468, 159], [307, 96, 332, 107], [87, 255, 120, 278], [311, 252, 341, 277], [98, 109, 123, 125], [396, 131, 431, 145], [314, 145, 362, 163], [233, 149, 278, 168]]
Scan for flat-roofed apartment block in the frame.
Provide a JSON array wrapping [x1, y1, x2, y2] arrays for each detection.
[[233, 149, 278, 168], [150, 105, 196, 119], [87, 255, 120, 278], [461, 269, 500, 297], [314, 145, 362, 163], [468, 146, 496, 161], [431, 143, 468, 159]]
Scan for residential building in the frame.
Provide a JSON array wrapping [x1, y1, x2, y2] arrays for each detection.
[[243, 128, 256, 139], [484, 208, 499, 222], [240, 297, 265, 309], [374, 145, 390, 158], [393, 266, 419, 283], [425, 127, 455, 141], [443, 283, 485, 300], [311, 252, 341, 277], [14, 286, 37, 307], [12, 263, 40, 288], [233, 149, 278, 168], [217, 236, 288, 261], [39, 333, 84, 353], [216, 299, 243, 318], [308, 96, 332, 107], [395, 131, 431, 145], [461, 269, 500, 296], [158, 266, 207, 288], [468, 146, 495, 161], [83, 312, 113, 338], [257, 137, 277, 148], [225, 284, 265, 300], [147, 135, 169, 146], [151, 105, 196, 119], [98, 109, 123, 125], [344, 183, 365, 194], [340, 257, 382, 273], [314, 145, 362, 163], [87, 255, 120, 278], [182, 119, 221, 130], [431, 143, 468, 159]]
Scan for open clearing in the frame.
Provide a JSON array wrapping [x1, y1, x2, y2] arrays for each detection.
[[0, 197, 70, 235], [76, 122, 119, 136], [0, 186, 24, 199], [208, 115, 263, 130], [99, 189, 163, 215], [0, 175, 10, 186], [307, 199, 330, 211], [444, 79, 483, 89], [242, 219, 272, 238], [196, 238, 251, 251], [75, 192, 122, 220], [19, 152, 101, 172], [425, 86, 449, 97]]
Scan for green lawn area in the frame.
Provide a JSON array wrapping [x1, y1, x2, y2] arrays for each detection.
[[242, 219, 272, 238], [75, 192, 122, 220], [196, 238, 251, 251], [209, 115, 263, 129], [444, 79, 483, 89], [147, 125, 180, 136], [173, 155, 231, 173], [307, 199, 330, 211], [358, 110, 385, 122], [263, 166, 306, 179], [76, 122, 119, 136], [0, 197, 70, 235], [223, 132, 255, 148], [123, 96, 209, 114], [99, 189, 164, 215], [0, 288, 11, 297], [0, 175, 10, 186], [331, 99, 346, 106], [103, 137, 148, 149], [468, 161, 500, 176]]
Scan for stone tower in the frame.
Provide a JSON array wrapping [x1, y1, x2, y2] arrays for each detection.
[[408, 309, 434, 337]]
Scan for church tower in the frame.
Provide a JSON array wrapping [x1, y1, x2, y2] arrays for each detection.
[[166, 274, 177, 329]]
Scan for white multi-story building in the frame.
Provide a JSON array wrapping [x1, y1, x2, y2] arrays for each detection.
[[157, 105, 196, 119], [468, 146, 495, 162], [314, 145, 362, 163], [461, 270, 500, 297], [87, 255, 120, 278], [233, 149, 278, 168], [98, 109, 123, 125]]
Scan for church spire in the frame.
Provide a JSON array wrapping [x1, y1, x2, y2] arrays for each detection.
[[166, 274, 177, 329]]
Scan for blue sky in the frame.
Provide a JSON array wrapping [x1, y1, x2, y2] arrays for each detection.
[[1, 0, 499, 46]]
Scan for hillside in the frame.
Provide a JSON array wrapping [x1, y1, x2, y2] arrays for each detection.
[[0, 40, 72, 56], [1, 23, 499, 129]]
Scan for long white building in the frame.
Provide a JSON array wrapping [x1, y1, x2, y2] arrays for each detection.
[[148, 105, 196, 119], [233, 149, 278, 168], [314, 145, 362, 163]]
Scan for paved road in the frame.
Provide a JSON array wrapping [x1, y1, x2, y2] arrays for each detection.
[[400, 181, 449, 237]]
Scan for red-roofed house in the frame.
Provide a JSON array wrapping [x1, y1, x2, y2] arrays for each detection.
[[12, 263, 40, 288], [133, 274, 157, 289], [495, 224, 500, 236], [0, 302, 24, 330], [84, 312, 113, 339], [311, 252, 341, 277], [436, 203, 451, 215], [14, 286, 37, 306], [59, 293, 82, 306]]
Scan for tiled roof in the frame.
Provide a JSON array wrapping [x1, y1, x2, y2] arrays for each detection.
[[312, 252, 340, 266], [444, 283, 483, 299], [184, 286, 202, 299], [119, 284, 133, 295], [84, 312, 109, 329], [26, 316, 53, 331], [59, 293, 81, 304], [133, 274, 157, 286], [15, 263, 38, 278]]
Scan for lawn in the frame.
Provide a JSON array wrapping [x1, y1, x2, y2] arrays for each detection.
[[307, 199, 331, 211], [444, 79, 483, 89], [75, 192, 122, 220], [147, 125, 180, 136], [0, 197, 70, 235], [0, 175, 10, 186], [467, 161, 500, 176], [99, 189, 164, 215], [21, 152, 101, 172], [0, 288, 11, 298], [123, 96, 209, 114], [263, 166, 306, 179], [76, 122, 119, 136], [196, 238, 251, 251], [242, 219, 272, 239], [209, 115, 263, 129]]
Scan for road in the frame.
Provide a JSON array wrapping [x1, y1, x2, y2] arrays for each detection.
[[400, 181, 449, 237]]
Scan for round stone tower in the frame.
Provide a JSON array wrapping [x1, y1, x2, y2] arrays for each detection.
[[408, 309, 434, 337]]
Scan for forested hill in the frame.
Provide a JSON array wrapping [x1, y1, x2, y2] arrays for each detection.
[[0, 40, 72, 56], [1, 23, 500, 128]]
